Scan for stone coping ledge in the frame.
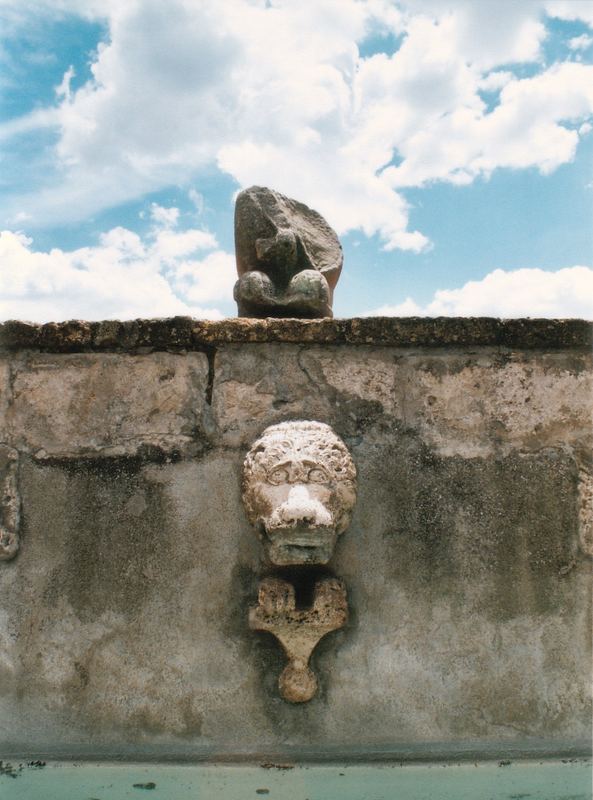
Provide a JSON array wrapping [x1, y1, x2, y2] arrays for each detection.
[[0, 316, 591, 353], [0, 738, 590, 764]]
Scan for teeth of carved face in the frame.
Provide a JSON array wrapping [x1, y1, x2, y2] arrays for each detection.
[[266, 537, 336, 566]]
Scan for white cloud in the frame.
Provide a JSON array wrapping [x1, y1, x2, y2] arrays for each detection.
[[545, 1, 593, 26], [568, 34, 593, 50], [187, 189, 204, 214], [382, 61, 593, 187], [0, 212, 236, 322], [55, 64, 75, 101], [478, 71, 514, 93], [1, 0, 593, 251], [154, 228, 219, 261], [149, 203, 179, 229], [402, 0, 547, 70], [0, 106, 60, 142], [369, 266, 593, 319], [172, 250, 238, 305]]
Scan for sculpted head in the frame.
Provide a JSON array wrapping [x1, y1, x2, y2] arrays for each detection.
[[242, 421, 357, 566]]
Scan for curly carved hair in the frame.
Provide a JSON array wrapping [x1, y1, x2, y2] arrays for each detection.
[[243, 420, 356, 483]]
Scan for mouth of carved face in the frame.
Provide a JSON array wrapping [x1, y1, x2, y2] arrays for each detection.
[[265, 525, 337, 566], [255, 480, 340, 565]]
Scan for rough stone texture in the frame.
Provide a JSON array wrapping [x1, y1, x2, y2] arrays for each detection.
[[249, 576, 348, 703], [578, 466, 593, 556], [0, 317, 591, 761], [2, 316, 592, 352], [4, 352, 209, 460], [234, 187, 342, 318], [0, 446, 19, 560]]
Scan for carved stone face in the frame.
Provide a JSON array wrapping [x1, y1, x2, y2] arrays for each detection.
[[242, 421, 357, 566]]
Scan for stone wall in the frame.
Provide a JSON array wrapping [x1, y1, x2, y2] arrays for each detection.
[[0, 317, 591, 761]]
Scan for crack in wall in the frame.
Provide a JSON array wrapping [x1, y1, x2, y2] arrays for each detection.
[[203, 346, 216, 406]]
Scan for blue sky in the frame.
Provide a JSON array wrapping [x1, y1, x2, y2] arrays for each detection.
[[0, 0, 592, 321]]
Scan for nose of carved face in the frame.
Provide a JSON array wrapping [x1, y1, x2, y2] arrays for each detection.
[[264, 485, 336, 566], [268, 485, 332, 529]]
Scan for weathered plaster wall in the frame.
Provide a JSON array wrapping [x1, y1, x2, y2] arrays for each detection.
[[0, 317, 591, 761]]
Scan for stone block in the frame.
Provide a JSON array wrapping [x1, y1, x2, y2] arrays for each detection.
[[6, 352, 209, 459]]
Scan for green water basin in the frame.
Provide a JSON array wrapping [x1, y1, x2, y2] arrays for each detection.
[[0, 759, 590, 800]]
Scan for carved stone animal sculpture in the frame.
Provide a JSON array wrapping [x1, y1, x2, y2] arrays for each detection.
[[234, 186, 343, 318]]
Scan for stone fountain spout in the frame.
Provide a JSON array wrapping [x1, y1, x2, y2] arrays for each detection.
[[242, 420, 357, 703]]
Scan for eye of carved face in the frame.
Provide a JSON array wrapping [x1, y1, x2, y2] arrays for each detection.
[[268, 466, 289, 485], [242, 421, 357, 566], [307, 466, 328, 483]]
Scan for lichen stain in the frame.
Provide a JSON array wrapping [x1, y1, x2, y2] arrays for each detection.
[[373, 439, 580, 621], [44, 458, 172, 622]]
